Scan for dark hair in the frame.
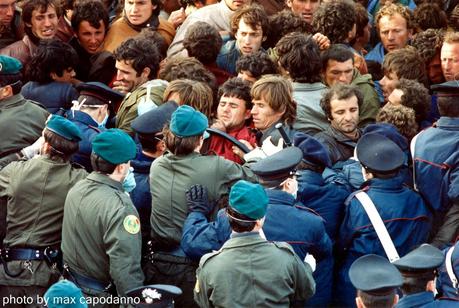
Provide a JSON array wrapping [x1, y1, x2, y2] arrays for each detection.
[[218, 77, 252, 109], [400, 272, 436, 295], [357, 289, 397, 308], [90, 152, 117, 174], [138, 133, 162, 153], [26, 39, 78, 83], [413, 3, 448, 31], [163, 125, 202, 156], [251, 75, 296, 125], [265, 9, 313, 49], [354, 2, 369, 40], [230, 5, 269, 37], [183, 21, 222, 65], [23, 0, 62, 39], [412, 28, 445, 65], [137, 28, 168, 61], [383, 47, 429, 87], [396, 78, 431, 124], [236, 51, 278, 80], [123, 0, 162, 17], [312, 0, 356, 44], [71, 0, 109, 32], [320, 84, 363, 120], [114, 37, 160, 79], [159, 56, 217, 99], [43, 128, 79, 162], [226, 206, 256, 232], [438, 96, 459, 117], [321, 44, 355, 69], [276, 32, 322, 83]]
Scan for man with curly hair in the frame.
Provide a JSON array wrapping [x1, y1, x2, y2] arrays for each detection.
[[412, 28, 445, 85], [365, 3, 414, 65], [236, 50, 278, 83], [376, 104, 418, 140], [276, 32, 328, 135], [216, 5, 269, 76], [183, 21, 232, 85]]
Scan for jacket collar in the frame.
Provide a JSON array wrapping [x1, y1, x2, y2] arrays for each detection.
[[436, 117, 459, 130], [396, 292, 434, 308], [0, 93, 26, 108], [87, 171, 123, 191]]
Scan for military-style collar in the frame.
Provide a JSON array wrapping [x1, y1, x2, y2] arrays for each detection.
[[0, 93, 26, 109], [365, 174, 405, 192], [265, 189, 295, 207], [87, 171, 123, 191], [396, 291, 434, 308], [436, 117, 459, 130], [67, 110, 99, 127], [224, 232, 266, 248]]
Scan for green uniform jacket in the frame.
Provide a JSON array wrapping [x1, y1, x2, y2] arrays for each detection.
[[61, 172, 144, 295], [115, 80, 168, 136], [194, 233, 316, 307], [351, 69, 380, 128], [0, 156, 87, 287], [0, 156, 87, 247], [149, 152, 257, 247], [0, 94, 48, 157]]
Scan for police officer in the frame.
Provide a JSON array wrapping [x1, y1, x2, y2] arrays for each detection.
[[194, 180, 316, 307], [393, 244, 444, 307], [334, 133, 431, 307], [294, 131, 350, 241], [61, 129, 144, 298], [68, 82, 124, 171], [436, 241, 459, 306], [126, 284, 182, 308], [130, 101, 178, 255], [413, 81, 459, 248], [145, 105, 257, 307], [0, 55, 48, 160], [182, 146, 332, 306], [349, 254, 403, 308], [0, 115, 87, 304]]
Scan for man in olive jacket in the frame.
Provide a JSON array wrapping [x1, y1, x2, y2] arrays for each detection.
[[194, 180, 315, 307], [0, 115, 87, 303], [62, 129, 144, 298]]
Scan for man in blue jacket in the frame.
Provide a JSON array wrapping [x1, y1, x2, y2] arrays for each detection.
[[181, 146, 333, 306], [334, 133, 431, 307]]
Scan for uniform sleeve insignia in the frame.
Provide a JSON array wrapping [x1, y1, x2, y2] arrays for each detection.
[[123, 215, 140, 234], [142, 288, 162, 303]]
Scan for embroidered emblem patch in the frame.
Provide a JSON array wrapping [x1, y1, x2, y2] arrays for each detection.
[[123, 215, 140, 234]]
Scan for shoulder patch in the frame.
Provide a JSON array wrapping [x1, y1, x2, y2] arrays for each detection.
[[199, 250, 221, 267], [272, 241, 295, 255], [123, 215, 140, 234]]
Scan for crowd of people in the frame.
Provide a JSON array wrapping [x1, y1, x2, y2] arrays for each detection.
[[0, 0, 458, 307]]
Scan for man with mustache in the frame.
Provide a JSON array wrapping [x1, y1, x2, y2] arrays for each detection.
[[315, 84, 363, 167], [0, 0, 23, 49]]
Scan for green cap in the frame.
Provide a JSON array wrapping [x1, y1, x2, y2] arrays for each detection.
[[229, 180, 268, 220], [46, 115, 82, 141], [0, 55, 22, 75], [92, 129, 136, 164], [170, 105, 208, 137]]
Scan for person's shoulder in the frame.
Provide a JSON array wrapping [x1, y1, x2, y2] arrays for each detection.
[[199, 249, 222, 268], [271, 241, 297, 257]]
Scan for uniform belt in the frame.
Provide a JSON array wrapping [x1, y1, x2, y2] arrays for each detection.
[[68, 268, 115, 295], [0, 247, 59, 261]]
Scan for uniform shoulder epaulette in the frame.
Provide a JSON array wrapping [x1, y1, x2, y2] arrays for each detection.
[[87, 125, 101, 133], [199, 250, 221, 267], [272, 241, 296, 255], [294, 203, 322, 218], [70, 161, 86, 169], [27, 99, 48, 111], [344, 186, 370, 206]]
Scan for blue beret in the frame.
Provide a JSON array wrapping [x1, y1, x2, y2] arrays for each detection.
[[0, 55, 22, 75], [293, 132, 332, 168], [393, 244, 444, 272], [92, 129, 136, 164], [44, 280, 87, 308], [431, 81, 459, 96], [126, 284, 182, 305], [229, 180, 269, 220], [131, 101, 178, 134], [349, 254, 403, 294], [357, 133, 404, 173], [76, 82, 124, 105], [362, 123, 408, 152], [251, 147, 303, 183], [170, 105, 208, 137], [46, 115, 82, 142]]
